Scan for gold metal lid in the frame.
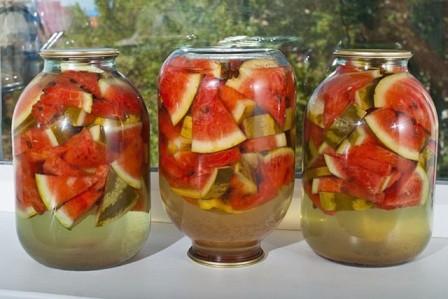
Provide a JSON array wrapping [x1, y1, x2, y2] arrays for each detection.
[[333, 49, 412, 59], [40, 48, 119, 59]]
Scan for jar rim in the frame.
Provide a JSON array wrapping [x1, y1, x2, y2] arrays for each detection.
[[333, 49, 413, 59], [180, 47, 278, 55], [40, 48, 119, 59]]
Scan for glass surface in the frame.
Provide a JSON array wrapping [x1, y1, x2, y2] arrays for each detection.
[[1, 0, 447, 181], [158, 48, 296, 265], [13, 54, 150, 270], [301, 53, 437, 266]]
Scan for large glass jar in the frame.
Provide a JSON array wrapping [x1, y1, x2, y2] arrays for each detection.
[[12, 48, 150, 270], [302, 49, 438, 266], [158, 48, 296, 266]]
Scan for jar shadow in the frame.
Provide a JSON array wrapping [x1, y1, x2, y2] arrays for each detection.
[[123, 222, 184, 265], [262, 229, 304, 254]]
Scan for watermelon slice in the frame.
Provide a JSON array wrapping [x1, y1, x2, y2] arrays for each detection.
[[197, 147, 241, 170], [14, 127, 58, 156], [59, 70, 100, 97], [43, 155, 85, 176], [62, 129, 107, 168], [226, 59, 288, 126], [168, 56, 222, 78], [317, 70, 381, 128], [32, 81, 93, 124], [171, 167, 233, 199], [366, 108, 427, 161], [96, 77, 142, 118], [191, 76, 246, 153], [158, 108, 191, 153], [55, 189, 102, 229], [229, 162, 257, 195], [311, 177, 343, 194], [242, 114, 280, 138], [159, 65, 201, 125], [110, 124, 145, 189], [379, 165, 429, 209], [96, 169, 139, 226], [35, 174, 98, 209], [218, 85, 255, 123], [15, 153, 46, 215], [241, 133, 287, 152], [374, 72, 437, 134], [12, 73, 57, 129]]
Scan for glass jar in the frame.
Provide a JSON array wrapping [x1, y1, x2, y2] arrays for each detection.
[[12, 48, 150, 270], [301, 49, 438, 266], [158, 47, 296, 266]]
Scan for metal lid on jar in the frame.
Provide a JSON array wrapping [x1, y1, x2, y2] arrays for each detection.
[[333, 49, 413, 59], [40, 48, 119, 59]]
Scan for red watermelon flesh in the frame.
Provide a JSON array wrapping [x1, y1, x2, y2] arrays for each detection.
[[312, 177, 343, 193], [167, 56, 221, 78], [230, 66, 288, 126], [97, 78, 142, 118], [14, 127, 58, 156], [366, 108, 427, 161], [378, 166, 429, 209], [158, 107, 182, 140], [159, 141, 190, 181], [320, 71, 379, 128], [159, 65, 201, 125], [197, 147, 240, 171], [55, 189, 102, 228], [35, 174, 97, 209], [43, 155, 85, 176], [241, 133, 287, 153], [191, 76, 246, 153], [63, 129, 107, 168], [32, 81, 93, 124], [374, 72, 436, 134], [13, 73, 57, 129], [59, 70, 100, 97], [15, 153, 46, 214], [218, 85, 255, 122], [92, 165, 109, 191]]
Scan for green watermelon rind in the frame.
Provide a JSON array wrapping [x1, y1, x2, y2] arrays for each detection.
[[13, 91, 42, 130], [35, 174, 57, 210], [365, 112, 419, 161], [111, 160, 141, 189], [16, 204, 38, 219]]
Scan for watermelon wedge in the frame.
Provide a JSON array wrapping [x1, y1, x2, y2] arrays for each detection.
[[168, 56, 222, 78], [35, 174, 98, 209], [110, 124, 145, 189], [62, 129, 107, 168], [159, 66, 201, 125], [43, 155, 85, 176], [15, 153, 46, 215], [311, 177, 343, 194], [55, 189, 102, 229], [32, 81, 93, 124], [13, 73, 56, 129], [191, 76, 246, 153], [59, 70, 100, 97], [14, 127, 58, 156], [366, 108, 427, 161], [96, 169, 139, 226], [241, 133, 287, 152], [379, 165, 429, 209], [317, 70, 381, 128], [96, 77, 142, 118], [218, 85, 255, 123], [374, 72, 437, 134], [197, 147, 241, 170], [226, 59, 288, 126], [158, 108, 191, 153]]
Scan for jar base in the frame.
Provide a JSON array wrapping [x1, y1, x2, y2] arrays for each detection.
[[187, 241, 265, 267]]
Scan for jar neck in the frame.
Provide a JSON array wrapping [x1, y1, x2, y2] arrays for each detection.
[[333, 57, 409, 74], [43, 58, 116, 72]]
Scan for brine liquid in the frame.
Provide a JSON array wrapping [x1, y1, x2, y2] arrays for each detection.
[[160, 176, 292, 260], [16, 210, 150, 270], [301, 196, 431, 266]]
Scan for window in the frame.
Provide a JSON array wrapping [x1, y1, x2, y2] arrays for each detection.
[[1, 0, 447, 177]]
